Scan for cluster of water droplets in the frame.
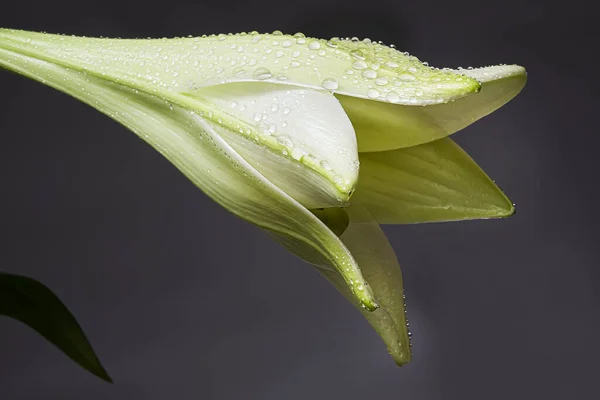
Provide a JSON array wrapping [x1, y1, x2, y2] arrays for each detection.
[[8, 29, 481, 107]]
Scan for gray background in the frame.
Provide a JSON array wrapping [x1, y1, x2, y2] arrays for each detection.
[[1, 1, 597, 399]]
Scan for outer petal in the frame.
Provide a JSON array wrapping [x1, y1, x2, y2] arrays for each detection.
[[0, 29, 479, 105], [317, 204, 411, 365], [344, 65, 527, 151], [0, 47, 377, 310], [352, 138, 514, 224]]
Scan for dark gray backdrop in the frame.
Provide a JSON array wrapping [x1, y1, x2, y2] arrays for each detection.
[[1, 1, 597, 399]]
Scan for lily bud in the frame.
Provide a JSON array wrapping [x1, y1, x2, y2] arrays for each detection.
[[0, 28, 526, 368]]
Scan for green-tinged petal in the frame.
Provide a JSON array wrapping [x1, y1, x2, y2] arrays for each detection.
[[0, 272, 112, 382], [345, 64, 527, 151], [316, 204, 411, 366], [186, 82, 358, 208], [352, 137, 514, 224], [0, 46, 377, 310], [0, 29, 479, 106]]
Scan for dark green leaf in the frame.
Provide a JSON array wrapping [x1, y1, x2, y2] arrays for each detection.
[[0, 272, 112, 382]]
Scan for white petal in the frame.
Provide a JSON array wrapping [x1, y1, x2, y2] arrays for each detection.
[[187, 82, 358, 208]]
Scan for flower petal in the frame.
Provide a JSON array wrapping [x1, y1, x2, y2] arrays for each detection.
[[317, 204, 411, 366], [0, 46, 377, 310], [0, 28, 480, 108], [352, 137, 514, 224], [344, 64, 527, 152], [186, 82, 358, 208]]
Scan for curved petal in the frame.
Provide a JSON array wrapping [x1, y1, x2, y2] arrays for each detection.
[[352, 137, 514, 224], [0, 47, 378, 310], [0, 29, 480, 106], [317, 204, 411, 366], [186, 82, 358, 208], [344, 64, 527, 151]]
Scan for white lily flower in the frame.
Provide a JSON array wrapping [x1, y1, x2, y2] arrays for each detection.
[[0, 29, 526, 365]]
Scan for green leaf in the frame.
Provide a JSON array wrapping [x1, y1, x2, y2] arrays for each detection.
[[343, 65, 527, 152], [352, 137, 514, 224], [317, 204, 411, 366], [0, 41, 377, 310], [0, 272, 112, 382]]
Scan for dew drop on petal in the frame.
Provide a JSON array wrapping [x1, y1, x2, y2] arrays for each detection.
[[399, 73, 416, 81], [386, 91, 400, 103], [253, 67, 272, 80], [362, 69, 377, 79], [350, 49, 365, 59], [320, 160, 333, 171], [321, 78, 339, 90], [308, 41, 321, 50], [367, 88, 380, 98], [352, 60, 368, 70], [291, 147, 308, 161]]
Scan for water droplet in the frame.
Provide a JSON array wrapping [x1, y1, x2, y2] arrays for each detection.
[[321, 78, 339, 90], [367, 88, 380, 98], [253, 67, 272, 80], [399, 73, 416, 81], [291, 147, 308, 161], [282, 40, 292, 48], [415, 88, 424, 96], [386, 91, 400, 103], [375, 77, 388, 85], [352, 60, 368, 70], [320, 160, 333, 171], [290, 60, 300, 68], [308, 41, 321, 50], [362, 69, 377, 79], [350, 49, 365, 60], [277, 135, 294, 148]]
